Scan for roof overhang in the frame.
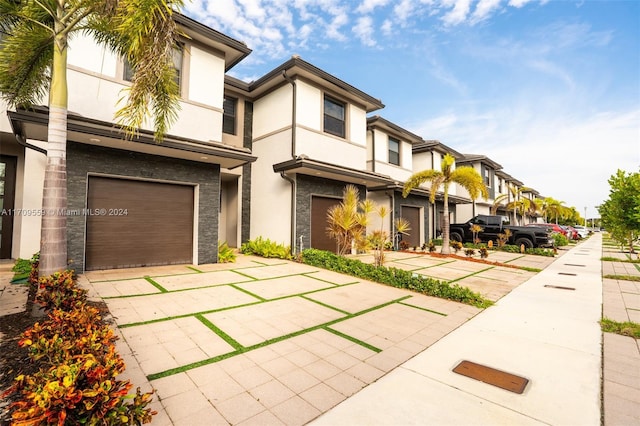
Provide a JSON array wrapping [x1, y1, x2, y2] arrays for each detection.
[[412, 140, 464, 159], [8, 108, 256, 169], [249, 56, 384, 112], [368, 183, 470, 204], [174, 13, 251, 71], [273, 157, 391, 188], [458, 154, 503, 170], [366, 116, 422, 144]]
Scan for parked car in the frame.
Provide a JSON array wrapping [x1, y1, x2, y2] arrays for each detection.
[[572, 225, 589, 239], [526, 223, 566, 236], [564, 226, 579, 240]]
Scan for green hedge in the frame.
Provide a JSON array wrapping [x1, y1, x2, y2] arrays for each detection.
[[301, 249, 492, 308]]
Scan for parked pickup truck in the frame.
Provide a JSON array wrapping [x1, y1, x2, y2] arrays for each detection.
[[449, 215, 554, 248]]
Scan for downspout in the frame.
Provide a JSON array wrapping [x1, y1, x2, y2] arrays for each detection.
[[386, 190, 396, 249], [281, 70, 297, 253], [370, 128, 376, 173], [15, 134, 47, 155], [431, 151, 436, 238]]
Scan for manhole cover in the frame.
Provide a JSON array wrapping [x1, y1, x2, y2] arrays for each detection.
[[558, 272, 577, 276], [452, 360, 529, 394], [545, 284, 576, 290]]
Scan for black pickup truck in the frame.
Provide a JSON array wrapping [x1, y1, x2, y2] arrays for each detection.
[[449, 215, 554, 248]]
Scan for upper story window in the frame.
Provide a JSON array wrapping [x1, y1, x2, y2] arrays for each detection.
[[323, 95, 345, 138], [388, 137, 400, 166], [498, 179, 503, 193], [223, 96, 237, 135], [484, 168, 491, 187], [124, 44, 184, 91]]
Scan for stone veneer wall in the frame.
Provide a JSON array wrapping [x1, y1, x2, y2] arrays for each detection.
[[394, 192, 430, 244], [241, 100, 253, 244], [295, 175, 365, 253], [66, 142, 220, 272]]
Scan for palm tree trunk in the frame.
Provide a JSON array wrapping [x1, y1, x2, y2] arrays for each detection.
[[441, 184, 451, 255], [39, 32, 68, 277]]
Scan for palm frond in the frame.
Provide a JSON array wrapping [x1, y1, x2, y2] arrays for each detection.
[[451, 166, 489, 200]]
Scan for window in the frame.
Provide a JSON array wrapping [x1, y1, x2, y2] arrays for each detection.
[[388, 137, 400, 166], [484, 168, 491, 187], [323, 95, 345, 138], [223, 96, 237, 135], [123, 44, 184, 90], [498, 179, 503, 193]]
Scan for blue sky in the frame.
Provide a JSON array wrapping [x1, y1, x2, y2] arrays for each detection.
[[185, 0, 639, 219]]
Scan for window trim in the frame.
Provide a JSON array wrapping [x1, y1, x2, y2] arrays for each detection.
[[323, 94, 346, 138], [223, 95, 238, 135], [388, 137, 400, 166]]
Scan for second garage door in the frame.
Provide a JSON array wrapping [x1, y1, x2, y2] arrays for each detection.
[[400, 206, 421, 248], [310, 196, 341, 252], [85, 177, 194, 270]]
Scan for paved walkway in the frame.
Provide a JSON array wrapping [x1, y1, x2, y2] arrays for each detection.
[[601, 240, 640, 425], [314, 234, 605, 425]]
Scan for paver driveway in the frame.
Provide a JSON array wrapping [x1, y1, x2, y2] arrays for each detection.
[[81, 251, 554, 425]]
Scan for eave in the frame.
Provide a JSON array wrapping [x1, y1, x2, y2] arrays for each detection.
[[273, 157, 391, 188], [8, 107, 256, 170]]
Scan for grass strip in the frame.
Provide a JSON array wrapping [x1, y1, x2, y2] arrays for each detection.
[[601, 256, 640, 263], [302, 272, 355, 286], [398, 301, 446, 316], [146, 295, 411, 380], [604, 274, 640, 282], [196, 315, 244, 351], [144, 276, 168, 293], [323, 327, 382, 353], [186, 266, 203, 273], [300, 295, 352, 315], [229, 284, 266, 301], [229, 269, 260, 280], [446, 267, 495, 285], [601, 318, 640, 338]]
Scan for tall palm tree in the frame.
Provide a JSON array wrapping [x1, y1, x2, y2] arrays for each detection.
[[403, 153, 488, 255], [0, 0, 183, 277], [541, 197, 569, 224], [491, 184, 532, 224]]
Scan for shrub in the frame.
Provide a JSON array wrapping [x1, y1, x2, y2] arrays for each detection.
[[450, 241, 463, 253], [240, 237, 292, 259], [28, 252, 40, 288], [479, 247, 489, 258], [5, 271, 156, 425], [552, 232, 569, 247], [218, 241, 237, 263], [301, 249, 491, 308], [464, 248, 476, 257], [524, 248, 555, 257], [12, 258, 32, 275], [36, 270, 87, 312], [399, 241, 410, 250]]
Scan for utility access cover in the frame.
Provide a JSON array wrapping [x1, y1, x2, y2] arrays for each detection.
[[453, 360, 529, 394]]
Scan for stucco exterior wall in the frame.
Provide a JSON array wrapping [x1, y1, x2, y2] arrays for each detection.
[[253, 85, 292, 138], [249, 133, 292, 245]]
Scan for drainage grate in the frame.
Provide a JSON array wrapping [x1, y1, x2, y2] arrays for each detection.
[[452, 360, 529, 394], [564, 263, 586, 267], [558, 272, 577, 276], [545, 284, 576, 290]]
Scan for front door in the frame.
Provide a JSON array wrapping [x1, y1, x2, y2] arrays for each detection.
[[0, 156, 17, 259]]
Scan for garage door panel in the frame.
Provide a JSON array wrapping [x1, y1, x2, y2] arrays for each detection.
[[311, 196, 340, 253], [401, 206, 421, 248], [86, 177, 194, 270]]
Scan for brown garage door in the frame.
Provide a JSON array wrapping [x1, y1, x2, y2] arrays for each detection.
[[311, 196, 341, 252], [86, 176, 194, 270], [400, 206, 421, 248]]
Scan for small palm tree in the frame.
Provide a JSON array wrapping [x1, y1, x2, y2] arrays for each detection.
[[403, 153, 488, 255], [0, 0, 183, 277], [326, 185, 372, 255], [491, 185, 532, 224]]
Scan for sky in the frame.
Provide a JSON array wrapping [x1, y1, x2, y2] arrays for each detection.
[[183, 0, 640, 219]]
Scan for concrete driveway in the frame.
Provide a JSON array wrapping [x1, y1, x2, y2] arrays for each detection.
[[80, 251, 553, 425]]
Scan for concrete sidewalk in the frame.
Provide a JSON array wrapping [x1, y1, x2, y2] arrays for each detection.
[[313, 234, 604, 425]]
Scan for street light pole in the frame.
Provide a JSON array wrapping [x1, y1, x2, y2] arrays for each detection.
[[584, 207, 587, 229]]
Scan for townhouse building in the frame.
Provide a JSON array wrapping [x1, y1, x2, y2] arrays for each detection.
[[1, 13, 543, 270]]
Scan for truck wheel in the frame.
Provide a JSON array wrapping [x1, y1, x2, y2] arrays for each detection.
[[450, 232, 463, 242], [515, 237, 533, 249]]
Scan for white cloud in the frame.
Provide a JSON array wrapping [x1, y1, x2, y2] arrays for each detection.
[[353, 16, 377, 46], [356, 0, 391, 14], [441, 0, 472, 26], [394, 0, 416, 24], [470, 0, 503, 24]]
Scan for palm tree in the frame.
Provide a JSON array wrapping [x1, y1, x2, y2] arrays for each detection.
[[403, 153, 488, 255], [491, 184, 532, 224], [0, 0, 183, 277], [541, 197, 569, 224]]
